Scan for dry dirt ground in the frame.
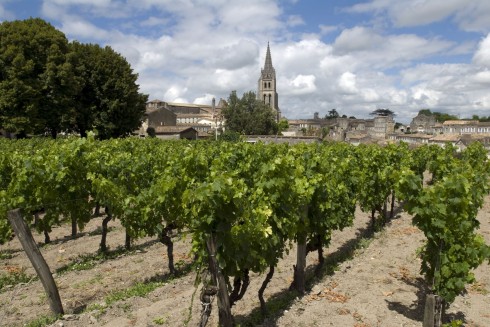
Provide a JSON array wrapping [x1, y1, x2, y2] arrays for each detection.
[[1, 196, 490, 327]]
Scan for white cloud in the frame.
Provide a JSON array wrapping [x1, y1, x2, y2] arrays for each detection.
[[287, 15, 305, 27], [333, 27, 383, 54], [206, 39, 259, 70], [4, 0, 484, 123], [319, 24, 337, 35], [140, 16, 170, 27], [338, 72, 358, 94], [164, 85, 188, 102], [288, 75, 317, 95], [472, 71, 490, 84], [193, 93, 216, 105], [473, 33, 490, 67], [346, 0, 490, 32]]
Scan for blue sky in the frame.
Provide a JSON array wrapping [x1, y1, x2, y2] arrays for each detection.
[[1, 0, 490, 123]]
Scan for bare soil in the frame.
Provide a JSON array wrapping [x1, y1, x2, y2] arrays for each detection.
[[1, 196, 489, 327]]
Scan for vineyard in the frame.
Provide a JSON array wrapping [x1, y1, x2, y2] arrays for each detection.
[[0, 137, 489, 326]]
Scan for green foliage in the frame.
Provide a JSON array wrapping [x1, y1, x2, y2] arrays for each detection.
[[370, 108, 394, 116], [398, 143, 490, 303], [417, 109, 458, 122], [0, 18, 77, 137], [146, 127, 156, 138], [442, 320, 463, 327], [0, 18, 147, 139], [217, 130, 242, 142], [105, 281, 165, 305], [277, 118, 289, 134], [69, 42, 148, 139], [1, 136, 489, 321], [325, 109, 339, 119], [222, 91, 278, 135], [24, 314, 60, 327]]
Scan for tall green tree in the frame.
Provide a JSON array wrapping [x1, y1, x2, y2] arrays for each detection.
[[222, 91, 278, 135], [70, 42, 148, 139], [0, 18, 78, 138]]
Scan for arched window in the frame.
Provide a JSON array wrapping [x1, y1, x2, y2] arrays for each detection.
[[263, 94, 266, 103], [268, 94, 271, 105], [264, 82, 267, 88], [268, 82, 271, 88]]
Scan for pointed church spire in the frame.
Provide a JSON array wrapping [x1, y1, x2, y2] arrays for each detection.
[[261, 42, 275, 78], [264, 42, 273, 71]]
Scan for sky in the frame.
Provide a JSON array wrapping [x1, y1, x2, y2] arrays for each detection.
[[1, 0, 490, 123]]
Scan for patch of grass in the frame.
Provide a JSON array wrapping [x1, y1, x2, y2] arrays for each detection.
[[442, 320, 464, 327], [355, 237, 373, 252], [86, 303, 106, 318], [73, 273, 103, 289], [0, 250, 14, 260], [56, 246, 131, 275], [88, 226, 116, 237], [153, 315, 168, 325], [24, 314, 60, 327], [0, 266, 35, 292], [105, 281, 165, 306]]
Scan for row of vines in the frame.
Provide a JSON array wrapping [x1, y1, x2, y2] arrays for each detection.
[[1, 136, 489, 326]]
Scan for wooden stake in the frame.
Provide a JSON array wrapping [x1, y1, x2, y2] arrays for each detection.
[[7, 209, 64, 315]]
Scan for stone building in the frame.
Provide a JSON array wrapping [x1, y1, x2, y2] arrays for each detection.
[[410, 113, 437, 134], [139, 98, 225, 138], [258, 43, 280, 121]]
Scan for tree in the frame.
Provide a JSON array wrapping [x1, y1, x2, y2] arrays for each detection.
[[221, 91, 278, 135], [70, 42, 148, 139], [418, 109, 432, 116], [417, 109, 459, 123], [0, 18, 79, 138], [325, 109, 339, 119], [278, 118, 289, 134], [370, 108, 395, 116]]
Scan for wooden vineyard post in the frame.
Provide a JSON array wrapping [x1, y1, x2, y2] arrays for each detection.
[[423, 294, 443, 327], [7, 209, 64, 315], [292, 205, 308, 294], [206, 234, 233, 327]]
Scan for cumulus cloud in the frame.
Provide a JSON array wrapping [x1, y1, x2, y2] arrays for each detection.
[[2, 0, 486, 122], [345, 0, 490, 32], [333, 27, 383, 54], [288, 75, 317, 95], [338, 72, 358, 94], [473, 34, 490, 67]]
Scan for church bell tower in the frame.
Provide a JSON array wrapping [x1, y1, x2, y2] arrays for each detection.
[[258, 43, 280, 121]]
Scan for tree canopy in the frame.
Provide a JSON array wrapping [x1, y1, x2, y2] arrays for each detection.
[[0, 18, 78, 138], [0, 18, 147, 139], [325, 108, 339, 119], [222, 91, 278, 135], [70, 42, 147, 139], [370, 108, 395, 116], [417, 109, 459, 123]]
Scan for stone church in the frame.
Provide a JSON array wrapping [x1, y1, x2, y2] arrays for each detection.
[[257, 43, 281, 122]]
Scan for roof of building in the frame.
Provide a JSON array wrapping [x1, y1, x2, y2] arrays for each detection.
[[442, 120, 474, 125], [154, 126, 197, 134], [395, 133, 433, 139], [147, 99, 165, 103], [429, 134, 461, 142]]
